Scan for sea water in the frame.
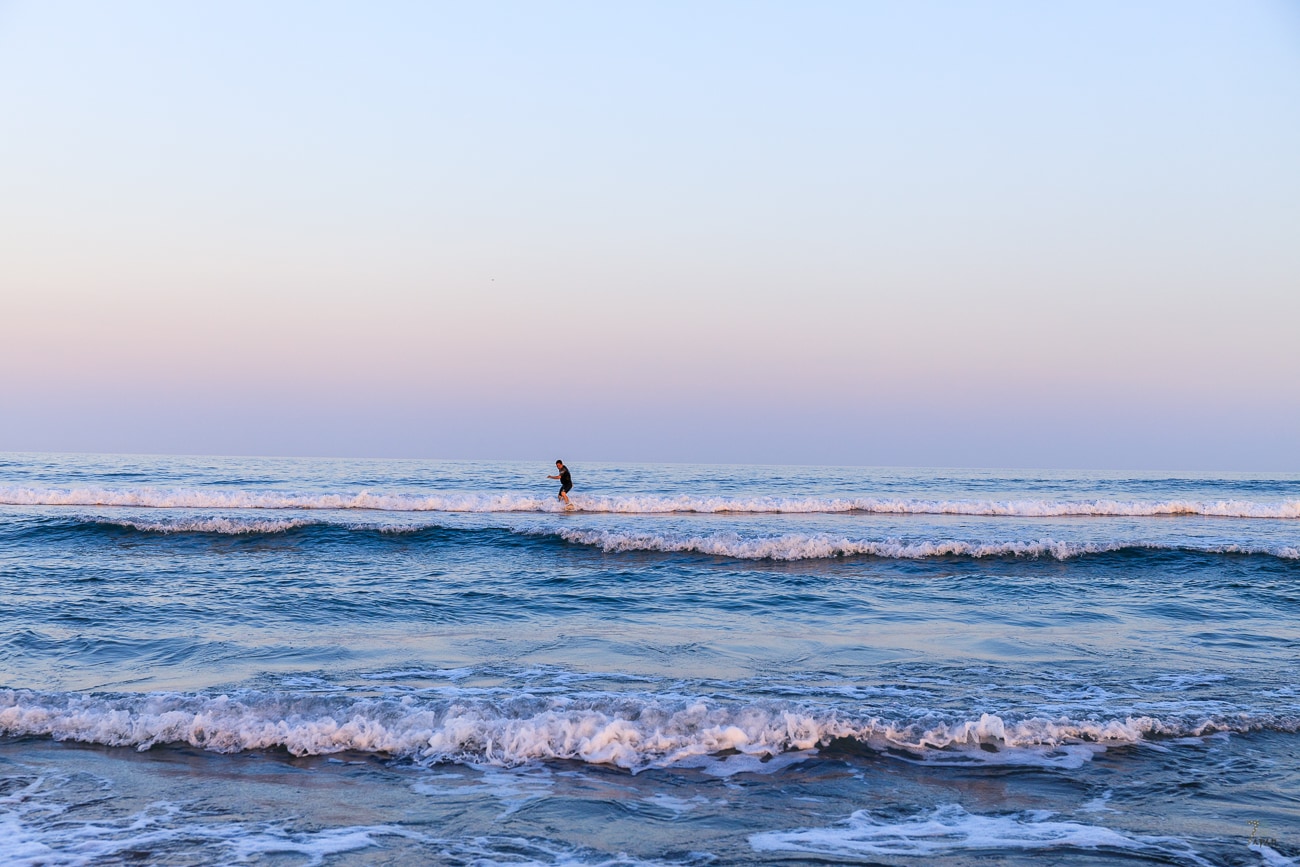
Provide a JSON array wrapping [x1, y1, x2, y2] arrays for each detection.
[[0, 453, 1296, 865]]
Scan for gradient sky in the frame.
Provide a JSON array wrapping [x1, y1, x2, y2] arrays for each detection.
[[2, 1, 1298, 469]]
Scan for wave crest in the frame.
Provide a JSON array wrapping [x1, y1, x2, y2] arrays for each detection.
[[2, 485, 1298, 518], [1, 690, 1291, 771], [554, 528, 1300, 560], [28, 518, 1300, 561]]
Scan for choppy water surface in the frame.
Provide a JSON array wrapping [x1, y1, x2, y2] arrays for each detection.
[[1, 453, 1297, 865]]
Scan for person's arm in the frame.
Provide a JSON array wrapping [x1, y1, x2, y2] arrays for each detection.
[[547, 473, 559, 480]]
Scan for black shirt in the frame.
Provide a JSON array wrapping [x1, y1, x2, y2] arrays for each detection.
[[558, 467, 572, 490]]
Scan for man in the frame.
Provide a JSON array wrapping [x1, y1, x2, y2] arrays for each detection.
[[547, 459, 573, 506]]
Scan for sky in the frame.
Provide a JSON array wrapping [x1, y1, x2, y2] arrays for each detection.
[[1, 1, 1298, 469]]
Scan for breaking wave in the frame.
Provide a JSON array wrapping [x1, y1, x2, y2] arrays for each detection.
[[549, 528, 1300, 561], [1, 689, 1293, 772], [3, 485, 1298, 518], [102, 516, 320, 535], [32, 517, 1300, 561]]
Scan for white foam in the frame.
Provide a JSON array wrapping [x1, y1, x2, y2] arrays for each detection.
[[109, 516, 316, 534], [552, 528, 1300, 561], [3, 485, 1297, 518], [640, 793, 717, 815], [749, 803, 1214, 864], [0, 776, 437, 867], [225, 825, 423, 864], [413, 765, 556, 817], [3, 770, 655, 867], [52, 514, 1300, 560], [2, 690, 1287, 772], [1254, 844, 1299, 867], [1079, 791, 1116, 813]]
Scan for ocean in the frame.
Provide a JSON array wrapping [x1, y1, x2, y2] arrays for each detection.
[[0, 453, 1296, 866]]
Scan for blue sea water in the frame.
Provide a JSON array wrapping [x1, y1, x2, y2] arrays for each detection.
[[0, 453, 1297, 865]]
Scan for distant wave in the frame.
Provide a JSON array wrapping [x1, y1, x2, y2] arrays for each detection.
[[105, 516, 322, 535], [2, 689, 1294, 772], [2, 485, 1298, 518], [30, 517, 1300, 561], [549, 528, 1300, 561]]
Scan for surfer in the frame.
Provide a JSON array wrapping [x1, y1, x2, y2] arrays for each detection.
[[548, 460, 573, 506]]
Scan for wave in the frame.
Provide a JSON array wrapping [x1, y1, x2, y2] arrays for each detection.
[[31, 517, 1300, 561], [1, 689, 1294, 772], [3, 485, 1298, 518], [102, 516, 322, 535], [549, 528, 1300, 561]]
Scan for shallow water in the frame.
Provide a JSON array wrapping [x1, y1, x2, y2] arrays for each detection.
[[1, 454, 1297, 865]]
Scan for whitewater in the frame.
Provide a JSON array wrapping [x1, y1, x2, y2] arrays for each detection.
[[1, 454, 1297, 866], [5, 483, 1299, 518]]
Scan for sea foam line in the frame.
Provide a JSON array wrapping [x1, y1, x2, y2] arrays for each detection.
[[2, 485, 1298, 518], [0, 774, 429, 867], [1, 690, 1292, 771], [750, 804, 1216, 864]]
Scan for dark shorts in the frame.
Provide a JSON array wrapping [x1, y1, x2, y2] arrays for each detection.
[[560, 483, 573, 494]]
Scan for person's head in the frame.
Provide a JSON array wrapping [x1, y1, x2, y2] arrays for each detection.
[[555, 460, 564, 468]]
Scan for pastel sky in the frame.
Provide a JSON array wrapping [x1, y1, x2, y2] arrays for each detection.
[[2, 1, 1298, 469]]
